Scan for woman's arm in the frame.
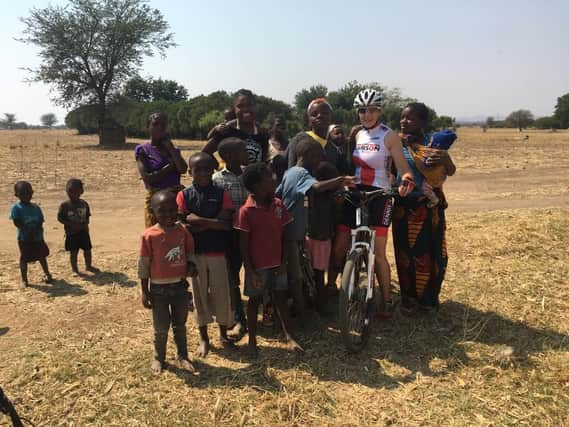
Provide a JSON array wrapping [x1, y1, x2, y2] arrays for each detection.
[[386, 132, 413, 178], [136, 158, 176, 186], [162, 139, 188, 175], [385, 131, 415, 196]]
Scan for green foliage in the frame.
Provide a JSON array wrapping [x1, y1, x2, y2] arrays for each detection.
[[554, 93, 569, 129], [40, 113, 58, 127], [486, 117, 496, 127], [65, 80, 445, 139], [432, 115, 456, 130], [198, 110, 224, 134], [123, 76, 188, 102], [506, 109, 534, 131], [534, 116, 560, 129], [19, 0, 175, 144], [0, 113, 17, 129]]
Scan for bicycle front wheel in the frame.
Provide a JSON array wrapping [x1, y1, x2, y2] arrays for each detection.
[[339, 247, 373, 352]]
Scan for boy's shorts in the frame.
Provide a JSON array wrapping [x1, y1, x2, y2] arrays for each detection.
[[65, 230, 92, 252], [244, 267, 288, 298], [18, 240, 50, 263], [305, 237, 331, 271]]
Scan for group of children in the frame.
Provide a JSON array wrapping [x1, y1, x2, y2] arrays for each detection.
[[138, 124, 355, 372], [10, 179, 99, 288]]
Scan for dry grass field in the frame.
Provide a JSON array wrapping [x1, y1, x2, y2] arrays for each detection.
[[0, 127, 568, 426]]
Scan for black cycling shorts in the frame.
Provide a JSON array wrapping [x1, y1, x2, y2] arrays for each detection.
[[339, 185, 394, 236]]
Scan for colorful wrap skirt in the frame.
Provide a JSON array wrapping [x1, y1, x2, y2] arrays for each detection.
[[392, 190, 448, 308]]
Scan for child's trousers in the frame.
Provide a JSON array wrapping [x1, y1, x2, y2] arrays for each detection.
[[150, 281, 190, 362]]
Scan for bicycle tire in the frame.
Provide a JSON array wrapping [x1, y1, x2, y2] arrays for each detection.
[[339, 247, 373, 352]]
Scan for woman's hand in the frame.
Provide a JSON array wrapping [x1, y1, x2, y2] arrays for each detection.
[[398, 173, 415, 197]]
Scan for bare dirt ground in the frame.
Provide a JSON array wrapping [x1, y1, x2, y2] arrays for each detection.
[[0, 128, 567, 426]]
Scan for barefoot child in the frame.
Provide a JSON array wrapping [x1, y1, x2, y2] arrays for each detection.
[[10, 181, 53, 288], [57, 178, 100, 276], [138, 191, 196, 374], [177, 152, 235, 357], [235, 162, 302, 357], [212, 138, 250, 338]]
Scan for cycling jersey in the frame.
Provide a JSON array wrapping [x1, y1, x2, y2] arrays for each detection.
[[352, 123, 392, 189]]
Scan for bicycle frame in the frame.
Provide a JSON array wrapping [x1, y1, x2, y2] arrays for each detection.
[[348, 206, 375, 302]]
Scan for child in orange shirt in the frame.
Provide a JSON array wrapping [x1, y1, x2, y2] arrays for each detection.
[[138, 190, 197, 374]]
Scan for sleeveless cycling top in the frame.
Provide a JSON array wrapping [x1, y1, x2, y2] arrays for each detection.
[[352, 123, 393, 189]]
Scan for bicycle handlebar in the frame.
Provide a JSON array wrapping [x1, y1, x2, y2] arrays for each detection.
[[342, 187, 398, 208]]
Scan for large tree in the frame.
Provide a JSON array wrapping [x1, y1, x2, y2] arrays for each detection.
[[19, 0, 175, 145], [40, 113, 58, 128], [554, 93, 569, 129], [506, 109, 534, 131]]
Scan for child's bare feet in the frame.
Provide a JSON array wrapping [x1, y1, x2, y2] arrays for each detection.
[[44, 274, 53, 284], [245, 342, 259, 359], [86, 266, 101, 274], [71, 270, 80, 278], [246, 336, 258, 359], [229, 322, 247, 339], [178, 358, 195, 372], [21, 281, 28, 289], [195, 340, 209, 358], [150, 359, 163, 374], [286, 338, 304, 353]]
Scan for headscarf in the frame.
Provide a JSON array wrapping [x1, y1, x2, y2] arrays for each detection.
[[307, 97, 332, 113]]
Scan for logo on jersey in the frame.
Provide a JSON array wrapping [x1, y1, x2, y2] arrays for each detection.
[[357, 143, 381, 152]]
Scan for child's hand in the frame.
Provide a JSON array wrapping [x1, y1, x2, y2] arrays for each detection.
[[342, 176, 356, 188], [141, 292, 152, 309], [422, 181, 435, 198], [187, 261, 198, 278]]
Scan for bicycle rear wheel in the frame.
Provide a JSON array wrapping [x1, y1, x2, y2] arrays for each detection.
[[339, 247, 373, 352]]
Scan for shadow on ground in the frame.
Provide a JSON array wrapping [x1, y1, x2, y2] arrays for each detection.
[[171, 299, 568, 390], [28, 278, 87, 297], [80, 271, 137, 288]]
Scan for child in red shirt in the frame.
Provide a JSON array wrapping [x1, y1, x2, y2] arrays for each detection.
[[235, 162, 302, 358], [138, 191, 196, 374]]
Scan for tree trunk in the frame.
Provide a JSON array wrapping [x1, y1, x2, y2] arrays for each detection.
[[97, 98, 125, 146], [97, 100, 106, 145]]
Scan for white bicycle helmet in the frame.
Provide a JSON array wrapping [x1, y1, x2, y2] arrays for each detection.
[[353, 89, 384, 109]]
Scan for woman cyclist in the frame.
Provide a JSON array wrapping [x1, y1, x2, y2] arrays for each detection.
[[333, 89, 415, 318]]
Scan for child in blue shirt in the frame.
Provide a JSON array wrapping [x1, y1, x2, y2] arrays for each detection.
[[9, 181, 53, 288], [277, 140, 354, 316]]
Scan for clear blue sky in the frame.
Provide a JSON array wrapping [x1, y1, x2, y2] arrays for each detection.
[[2, 0, 568, 124]]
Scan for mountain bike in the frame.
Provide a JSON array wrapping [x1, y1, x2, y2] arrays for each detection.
[[338, 187, 396, 352]]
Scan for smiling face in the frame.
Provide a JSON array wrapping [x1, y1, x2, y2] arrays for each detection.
[[308, 102, 332, 136], [189, 154, 215, 187], [234, 95, 256, 125], [400, 107, 424, 135], [151, 192, 178, 228], [358, 107, 382, 129]]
